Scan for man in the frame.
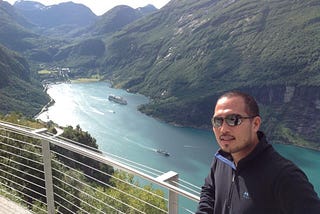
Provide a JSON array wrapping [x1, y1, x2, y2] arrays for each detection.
[[196, 91, 320, 214]]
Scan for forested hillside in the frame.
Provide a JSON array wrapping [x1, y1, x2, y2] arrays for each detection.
[[0, 45, 49, 117], [0, 0, 320, 149], [0, 1, 37, 51], [101, 0, 320, 149], [87, 5, 157, 36]]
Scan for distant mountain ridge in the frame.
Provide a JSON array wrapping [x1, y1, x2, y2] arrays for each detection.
[[1, 0, 320, 150], [12, 1, 157, 36], [0, 1, 38, 51], [0, 1, 157, 117], [0, 0, 34, 28], [13, 1, 97, 28], [88, 4, 157, 36]]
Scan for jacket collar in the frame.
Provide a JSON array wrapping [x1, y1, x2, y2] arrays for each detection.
[[215, 131, 270, 170]]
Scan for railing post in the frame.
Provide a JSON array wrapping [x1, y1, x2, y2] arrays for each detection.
[[157, 171, 179, 214], [42, 139, 55, 214]]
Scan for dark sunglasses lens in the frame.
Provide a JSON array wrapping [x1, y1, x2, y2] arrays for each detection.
[[212, 117, 223, 127], [225, 114, 240, 126]]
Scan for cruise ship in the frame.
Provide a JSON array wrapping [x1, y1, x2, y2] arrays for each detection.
[[108, 95, 127, 105]]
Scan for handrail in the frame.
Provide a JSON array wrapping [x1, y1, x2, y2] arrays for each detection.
[[0, 121, 200, 213]]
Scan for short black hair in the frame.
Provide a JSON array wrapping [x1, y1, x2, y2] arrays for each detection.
[[218, 91, 260, 117]]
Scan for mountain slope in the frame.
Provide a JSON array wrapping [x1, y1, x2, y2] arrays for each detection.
[[91, 5, 157, 36], [0, 1, 38, 51], [46, 5, 157, 72], [0, 45, 50, 117], [102, 0, 320, 149], [13, 1, 97, 28], [1, 0, 319, 149], [73, 4, 157, 39]]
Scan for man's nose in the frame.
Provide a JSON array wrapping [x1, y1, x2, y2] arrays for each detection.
[[219, 120, 230, 132]]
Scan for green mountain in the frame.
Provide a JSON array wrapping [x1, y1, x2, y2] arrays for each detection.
[[13, 1, 97, 28], [0, 2, 52, 117], [0, 1, 38, 51], [87, 5, 157, 36], [1, 0, 320, 150], [101, 0, 320, 149], [0, 45, 50, 117], [0, 1, 62, 61]]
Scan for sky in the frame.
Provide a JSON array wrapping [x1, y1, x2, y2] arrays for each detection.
[[6, 0, 171, 15]]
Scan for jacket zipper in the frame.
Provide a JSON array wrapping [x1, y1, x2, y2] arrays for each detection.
[[226, 171, 236, 212]]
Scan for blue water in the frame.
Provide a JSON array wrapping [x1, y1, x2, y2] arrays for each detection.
[[38, 82, 320, 209]]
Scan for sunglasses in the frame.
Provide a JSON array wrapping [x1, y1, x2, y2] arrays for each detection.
[[211, 114, 256, 128]]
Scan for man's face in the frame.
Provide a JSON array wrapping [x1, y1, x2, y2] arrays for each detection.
[[212, 96, 260, 159]]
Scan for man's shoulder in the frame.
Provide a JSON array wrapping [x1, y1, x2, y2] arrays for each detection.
[[260, 145, 301, 174]]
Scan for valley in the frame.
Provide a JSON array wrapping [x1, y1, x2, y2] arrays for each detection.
[[0, 0, 320, 150]]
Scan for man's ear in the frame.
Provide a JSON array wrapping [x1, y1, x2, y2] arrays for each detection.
[[253, 116, 261, 132]]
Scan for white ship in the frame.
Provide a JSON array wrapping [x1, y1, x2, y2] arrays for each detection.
[[108, 95, 127, 105]]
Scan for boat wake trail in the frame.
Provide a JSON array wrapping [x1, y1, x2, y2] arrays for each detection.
[[122, 137, 155, 151], [89, 107, 105, 115], [183, 145, 202, 149], [90, 96, 107, 102], [122, 137, 170, 156], [107, 109, 116, 114]]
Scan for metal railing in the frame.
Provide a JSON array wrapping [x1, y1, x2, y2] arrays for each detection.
[[0, 121, 200, 213]]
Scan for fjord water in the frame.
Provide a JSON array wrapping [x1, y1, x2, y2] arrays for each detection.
[[38, 82, 320, 200]]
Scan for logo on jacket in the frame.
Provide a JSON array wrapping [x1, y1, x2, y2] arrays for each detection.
[[242, 191, 251, 200]]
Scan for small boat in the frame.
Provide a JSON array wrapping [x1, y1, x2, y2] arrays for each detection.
[[108, 95, 127, 105], [156, 149, 170, 157]]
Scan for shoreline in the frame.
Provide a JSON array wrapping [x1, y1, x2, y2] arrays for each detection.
[[70, 78, 102, 83], [271, 141, 320, 152], [33, 98, 55, 120], [34, 81, 320, 152], [34, 77, 105, 120]]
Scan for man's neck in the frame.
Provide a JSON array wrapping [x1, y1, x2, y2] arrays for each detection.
[[232, 139, 259, 166]]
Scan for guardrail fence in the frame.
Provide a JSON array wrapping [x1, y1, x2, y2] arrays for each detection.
[[0, 121, 200, 214]]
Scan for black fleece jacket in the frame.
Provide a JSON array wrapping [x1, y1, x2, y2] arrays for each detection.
[[196, 131, 320, 214]]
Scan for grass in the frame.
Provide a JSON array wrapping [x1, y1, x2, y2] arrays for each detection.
[[70, 76, 102, 83], [38, 69, 56, 74]]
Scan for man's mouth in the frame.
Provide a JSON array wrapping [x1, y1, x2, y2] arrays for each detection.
[[220, 135, 235, 141]]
